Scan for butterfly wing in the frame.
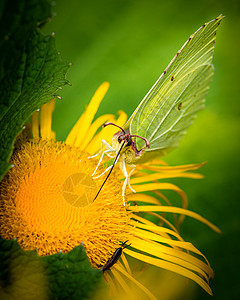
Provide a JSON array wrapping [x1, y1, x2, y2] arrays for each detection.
[[125, 15, 224, 157]]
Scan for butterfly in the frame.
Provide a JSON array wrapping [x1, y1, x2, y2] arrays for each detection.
[[91, 15, 224, 202]]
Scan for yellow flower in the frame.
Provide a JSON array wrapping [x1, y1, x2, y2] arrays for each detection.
[[0, 82, 220, 299]]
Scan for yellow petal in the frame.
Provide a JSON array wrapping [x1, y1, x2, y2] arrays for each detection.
[[65, 111, 86, 145], [131, 218, 183, 240], [66, 82, 109, 146], [137, 162, 206, 173], [104, 271, 118, 295], [154, 191, 180, 226], [121, 253, 132, 276], [132, 219, 213, 278], [79, 114, 114, 150], [86, 110, 127, 155], [139, 158, 168, 166], [132, 213, 179, 235], [129, 205, 221, 233], [115, 264, 157, 300], [124, 248, 213, 295], [133, 218, 211, 277], [31, 111, 39, 138], [131, 183, 188, 210], [130, 236, 210, 282], [127, 193, 160, 205], [133, 227, 197, 253], [111, 267, 132, 295], [75, 82, 110, 147], [130, 172, 203, 184], [136, 191, 177, 226], [115, 110, 128, 128], [146, 211, 180, 235], [40, 99, 56, 139], [128, 192, 179, 228], [132, 230, 212, 279]]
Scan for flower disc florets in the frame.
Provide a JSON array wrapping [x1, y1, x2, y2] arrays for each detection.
[[0, 139, 132, 268]]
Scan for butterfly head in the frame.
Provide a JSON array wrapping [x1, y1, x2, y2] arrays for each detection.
[[103, 122, 149, 163]]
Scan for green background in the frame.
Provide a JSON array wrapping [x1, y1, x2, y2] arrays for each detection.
[[43, 0, 240, 299]]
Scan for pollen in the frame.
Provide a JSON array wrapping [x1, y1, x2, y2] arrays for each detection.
[[0, 139, 132, 268]]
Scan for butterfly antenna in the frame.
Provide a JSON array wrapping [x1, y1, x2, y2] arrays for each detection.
[[103, 122, 126, 134], [130, 135, 150, 148], [93, 141, 126, 202]]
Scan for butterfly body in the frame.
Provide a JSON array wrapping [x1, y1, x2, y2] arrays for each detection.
[[112, 129, 146, 163]]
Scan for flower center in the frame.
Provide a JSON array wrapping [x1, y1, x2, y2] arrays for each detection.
[[62, 172, 97, 207], [14, 161, 98, 234], [0, 139, 132, 266]]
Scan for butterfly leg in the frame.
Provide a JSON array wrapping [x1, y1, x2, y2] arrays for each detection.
[[91, 140, 116, 176], [88, 140, 104, 159], [93, 164, 113, 179], [93, 149, 122, 179], [89, 139, 115, 159], [91, 149, 115, 176], [120, 159, 136, 205], [127, 164, 136, 193]]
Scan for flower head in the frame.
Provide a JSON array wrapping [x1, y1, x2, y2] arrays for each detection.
[[0, 82, 220, 298]]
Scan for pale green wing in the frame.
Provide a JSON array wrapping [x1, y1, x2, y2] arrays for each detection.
[[125, 15, 224, 154]]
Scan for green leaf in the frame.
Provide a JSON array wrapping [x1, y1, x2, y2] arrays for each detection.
[[0, 0, 70, 180], [43, 246, 103, 299], [0, 238, 103, 299], [0, 2, 104, 299]]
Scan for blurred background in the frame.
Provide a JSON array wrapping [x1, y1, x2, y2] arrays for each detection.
[[43, 0, 240, 299]]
